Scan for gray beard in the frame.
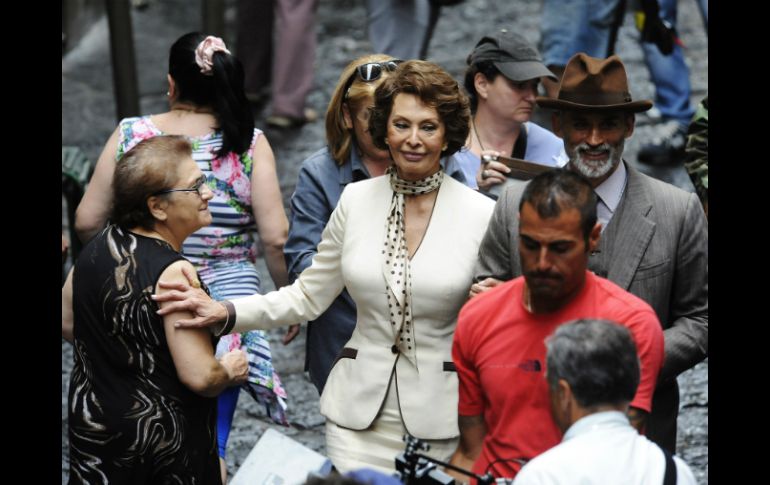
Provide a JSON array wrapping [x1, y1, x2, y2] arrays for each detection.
[[569, 141, 623, 179]]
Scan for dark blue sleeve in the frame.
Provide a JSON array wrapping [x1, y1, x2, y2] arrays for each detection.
[[284, 157, 338, 283]]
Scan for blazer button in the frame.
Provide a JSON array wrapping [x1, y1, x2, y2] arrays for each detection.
[[391, 345, 399, 354]]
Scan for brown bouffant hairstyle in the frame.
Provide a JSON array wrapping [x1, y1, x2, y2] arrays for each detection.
[[325, 54, 399, 165], [368, 60, 470, 159], [111, 136, 193, 231]]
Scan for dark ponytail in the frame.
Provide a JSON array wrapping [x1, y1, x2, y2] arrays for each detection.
[[169, 32, 254, 158], [210, 51, 254, 157]]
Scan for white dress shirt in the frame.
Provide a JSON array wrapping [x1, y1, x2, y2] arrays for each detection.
[[513, 411, 697, 484]]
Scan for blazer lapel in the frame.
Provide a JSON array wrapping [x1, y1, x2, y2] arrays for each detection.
[[605, 163, 656, 290]]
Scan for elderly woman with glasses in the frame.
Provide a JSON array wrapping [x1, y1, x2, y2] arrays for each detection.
[[73, 32, 294, 483], [284, 54, 473, 396], [62, 136, 249, 484], [154, 60, 495, 473]]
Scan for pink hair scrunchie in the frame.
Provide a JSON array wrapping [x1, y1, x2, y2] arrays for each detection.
[[194, 35, 231, 75]]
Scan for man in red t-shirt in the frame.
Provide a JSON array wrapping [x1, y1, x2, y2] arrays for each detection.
[[447, 169, 664, 482]]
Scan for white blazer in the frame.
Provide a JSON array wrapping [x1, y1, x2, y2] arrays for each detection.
[[232, 173, 494, 439]]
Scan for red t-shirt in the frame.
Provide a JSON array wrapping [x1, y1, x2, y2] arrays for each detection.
[[452, 271, 664, 480]]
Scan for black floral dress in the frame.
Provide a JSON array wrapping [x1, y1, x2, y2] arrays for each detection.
[[68, 225, 220, 485]]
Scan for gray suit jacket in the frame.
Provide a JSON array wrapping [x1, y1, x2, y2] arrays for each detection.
[[473, 162, 708, 451]]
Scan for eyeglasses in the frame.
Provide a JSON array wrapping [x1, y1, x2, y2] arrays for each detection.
[[152, 174, 208, 197], [344, 60, 403, 97]]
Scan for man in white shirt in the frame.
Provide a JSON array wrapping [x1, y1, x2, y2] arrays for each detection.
[[514, 319, 697, 485]]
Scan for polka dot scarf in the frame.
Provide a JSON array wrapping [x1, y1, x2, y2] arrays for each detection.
[[383, 166, 444, 368]]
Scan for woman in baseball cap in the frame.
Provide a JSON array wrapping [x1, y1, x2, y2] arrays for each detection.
[[456, 29, 567, 197]]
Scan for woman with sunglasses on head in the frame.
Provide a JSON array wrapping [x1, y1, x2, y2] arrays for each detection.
[[62, 136, 249, 484], [74, 32, 293, 483], [154, 60, 495, 473], [284, 55, 471, 396]]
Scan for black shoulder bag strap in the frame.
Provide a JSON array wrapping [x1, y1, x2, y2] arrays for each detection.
[[660, 446, 677, 485], [511, 124, 528, 159]]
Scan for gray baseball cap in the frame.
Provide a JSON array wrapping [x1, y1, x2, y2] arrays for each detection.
[[467, 29, 557, 82]]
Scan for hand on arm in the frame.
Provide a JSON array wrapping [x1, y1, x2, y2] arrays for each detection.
[[469, 277, 503, 299], [74, 127, 121, 244], [447, 414, 487, 483], [153, 264, 228, 331], [174, 185, 348, 335], [159, 261, 244, 397]]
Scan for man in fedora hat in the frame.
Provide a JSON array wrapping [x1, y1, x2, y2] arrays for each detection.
[[470, 53, 708, 454], [539, 0, 707, 166], [455, 29, 566, 197]]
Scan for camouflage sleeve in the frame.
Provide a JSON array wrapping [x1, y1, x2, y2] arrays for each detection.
[[684, 96, 708, 205]]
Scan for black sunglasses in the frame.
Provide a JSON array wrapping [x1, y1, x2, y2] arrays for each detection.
[[343, 60, 403, 97], [152, 174, 208, 197]]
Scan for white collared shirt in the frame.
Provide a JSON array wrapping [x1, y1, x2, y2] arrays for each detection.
[[514, 411, 698, 485], [594, 162, 627, 232]]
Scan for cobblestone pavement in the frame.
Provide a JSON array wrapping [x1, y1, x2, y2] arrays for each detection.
[[62, 1, 707, 483]]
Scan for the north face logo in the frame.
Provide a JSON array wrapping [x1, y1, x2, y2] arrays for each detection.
[[518, 359, 542, 372]]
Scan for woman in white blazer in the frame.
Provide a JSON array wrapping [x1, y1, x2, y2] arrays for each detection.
[[155, 60, 495, 473]]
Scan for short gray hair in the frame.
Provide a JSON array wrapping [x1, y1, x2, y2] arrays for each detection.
[[545, 319, 640, 408]]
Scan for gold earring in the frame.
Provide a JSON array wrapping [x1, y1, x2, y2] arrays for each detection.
[[442, 143, 448, 151]]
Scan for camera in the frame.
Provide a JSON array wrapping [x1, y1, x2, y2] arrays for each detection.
[[394, 435, 501, 485]]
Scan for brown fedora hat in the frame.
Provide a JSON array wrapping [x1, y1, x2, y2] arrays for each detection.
[[536, 53, 652, 112]]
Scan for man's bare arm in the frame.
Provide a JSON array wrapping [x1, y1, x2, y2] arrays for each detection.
[[447, 414, 487, 483]]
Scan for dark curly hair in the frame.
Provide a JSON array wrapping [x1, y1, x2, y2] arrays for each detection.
[[369, 60, 470, 158]]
